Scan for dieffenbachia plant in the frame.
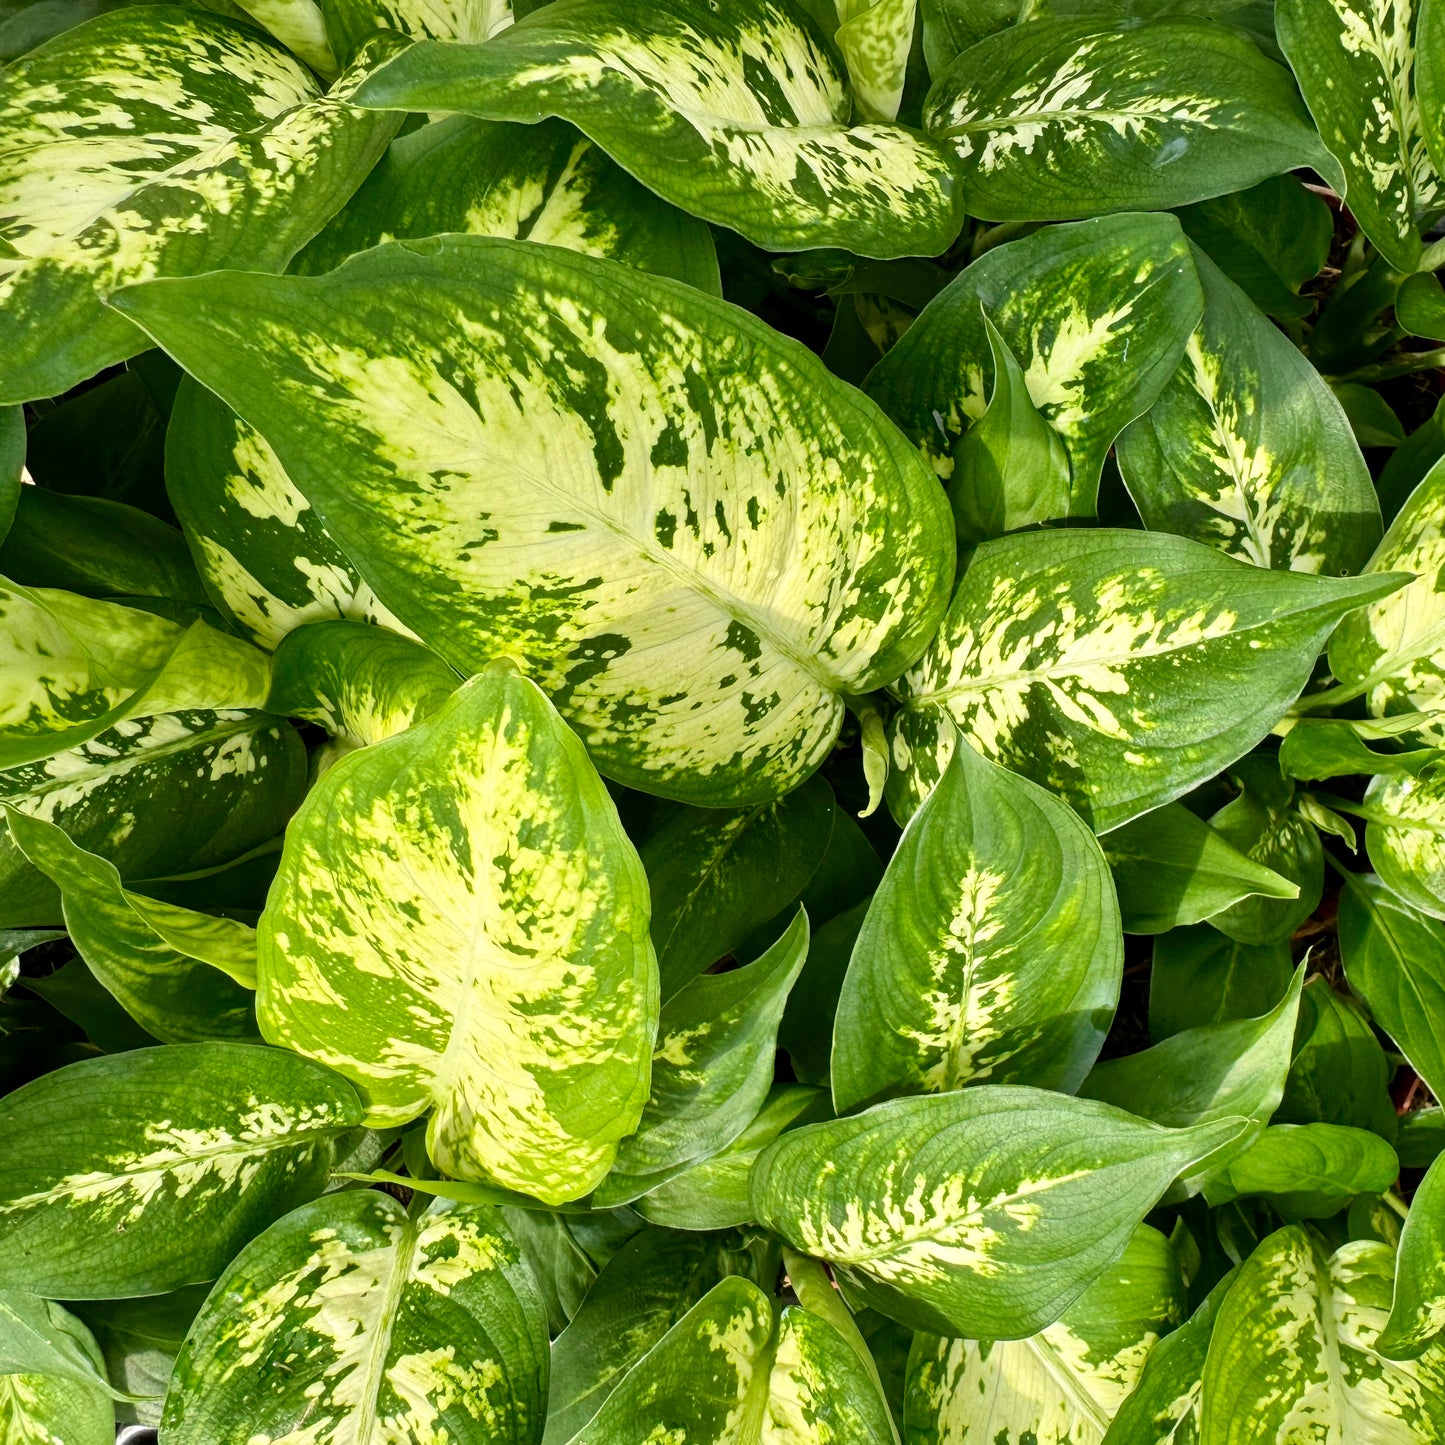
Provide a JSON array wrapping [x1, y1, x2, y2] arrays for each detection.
[[0, 0, 1443, 1440]]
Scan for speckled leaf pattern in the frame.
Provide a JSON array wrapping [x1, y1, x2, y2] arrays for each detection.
[[0, 1043, 364, 1298], [865, 213, 1203, 511], [298, 114, 721, 295], [764, 1301, 896, 1444], [832, 738, 1122, 1112], [750, 1086, 1245, 1339], [0, 1319, 112, 1445], [162, 1190, 548, 1445], [1277, 0, 1443, 271], [0, 9, 402, 402], [0, 578, 271, 770], [1118, 248, 1380, 575], [1330, 457, 1445, 744], [1422, 0, 1445, 172], [115, 238, 954, 807], [258, 663, 657, 1205], [886, 530, 1402, 829], [321, 0, 514, 63], [836, 0, 917, 121], [1364, 765, 1445, 917], [905, 1224, 1185, 1445], [1201, 1229, 1445, 1442], [165, 380, 411, 652], [923, 18, 1330, 221], [350, 0, 966, 258]]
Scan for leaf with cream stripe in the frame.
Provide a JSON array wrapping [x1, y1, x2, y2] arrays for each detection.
[[350, 0, 966, 257], [161, 1189, 548, 1445], [115, 237, 955, 807], [258, 661, 658, 1205]]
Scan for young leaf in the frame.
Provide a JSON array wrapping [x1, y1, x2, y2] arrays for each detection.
[[597, 910, 808, 1205], [1148, 925, 1296, 1040], [924, 18, 1331, 220], [1279, 719, 1439, 781], [1202, 1230, 1445, 1437], [836, 0, 918, 121], [1103, 802, 1299, 935], [1201, 1122, 1401, 1218], [258, 662, 657, 1206], [887, 530, 1403, 829], [750, 1086, 1246, 1339], [832, 738, 1123, 1111], [904, 1224, 1185, 1445], [114, 236, 955, 808], [297, 114, 720, 294], [1364, 765, 1445, 918], [352, 0, 965, 260], [0, 10, 402, 402], [865, 213, 1202, 510], [0, 1043, 365, 1297], [1276, 0, 1443, 272], [1118, 248, 1380, 575]]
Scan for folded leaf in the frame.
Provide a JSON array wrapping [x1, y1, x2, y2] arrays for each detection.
[[352, 0, 966, 257], [319, 0, 514, 63], [0, 1043, 365, 1297], [161, 1190, 548, 1445], [1202, 1122, 1400, 1218], [832, 738, 1122, 1111], [924, 17, 1330, 220], [1148, 924, 1295, 1041], [1118, 247, 1380, 575], [0, 1296, 113, 1445], [750, 1086, 1246, 1339], [836, 0, 918, 121], [865, 213, 1202, 511], [887, 530, 1403, 829], [1379, 1151, 1445, 1358], [0, 9, 402, 402], [1364, 765, 1445, 918], [1279, 719, 1439, 781], [258, 662, 657, 1205], [115, 237, 955, 807]]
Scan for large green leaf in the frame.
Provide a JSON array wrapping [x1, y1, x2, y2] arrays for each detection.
[[1338, 871, 1445, 1100], [750, 1086, 1245, 1339], [165, 380, 410, 651], [865, 213, 1202, 512], [905, 1224, 1185, 1445], [1363, 765, 1445, 918], [117, 239, 953, 808], [923, 17, 1331, 220], [0, 8, 402, 402], [1148, 924, 1295, 1041], [0, 1042, 364, 1297], [1277, 0, 1443, 272], [1329, 457, 1445, 743], [162, 1189, 548, 1445], [597, 911, 807, 1205], [350, 0, 966, 258], [886, 530, 1401, 829], [258, 662, 657, 1205], [0, 579, 271, 771], [1201, 1229, 1445, 1441], [1380, 1151, 1445, 1357], [0, 707, 305, 930], [1202, 1123, 1401, 1218], [832, 738, 1122, 1111], [3, 809, 257, 1043], [299, 114, 720, 294], [1118, 248, 1380, 575]]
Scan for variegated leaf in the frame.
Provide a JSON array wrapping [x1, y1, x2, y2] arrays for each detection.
[[865, 213, 1203, 511], [162, 1190, 548, 1445], [1380, 1151, 1445, 1357], [923, 17, 1331, 221], [299, 115, 720, 294], [836, 0, 918, 121], [115, 237, 954, 807], [0, 708, 305, 930], [0, 9, 402, 403], [0, 1292, 124, 1400], [1363, 764, 1445, 918], [1118, 248, 1380, 575], [166, 380, 410, 652], [886, 530, 1403, 830], [905, 1224, 1185, 1445], [1201, 1229, 1445, 1442], [0, 1298, 113, 1445], [0, 1043, 365, 1297], [750, 1086, 1246, 1339], [4, 809, 257, 1043], [598, 910, 808, 1206], [228, 0, 339, 75], [1329, 456, 1445, 744], [1423, 0, 1445, 172], [267, 620, 459, 759], [0, 578, 271, 770], [258, 662, 657, 1205], [831, 737, 1123, 1112], [320, 0, 513, 65], [1277, 0, 1443, 272], [350, 0, 966, 258]]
